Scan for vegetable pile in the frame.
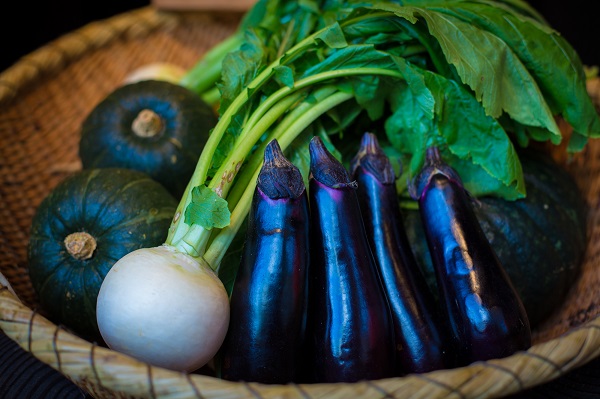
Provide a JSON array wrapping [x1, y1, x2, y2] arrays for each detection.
[[26, 0, 600, 384], [217, 134, 529, 382]]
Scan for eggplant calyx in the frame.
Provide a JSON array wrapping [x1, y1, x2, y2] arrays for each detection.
[[64, 231, 97, 260], [409, 147, 464, 200], [309, 136, 356, 189], [350, 132, 396, 185], [257, 139, 305, 199], [131, 109, 164, 138]]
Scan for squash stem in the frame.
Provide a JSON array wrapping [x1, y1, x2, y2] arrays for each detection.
[[64, 232, 97, 260], [131, 109, 163, 138]]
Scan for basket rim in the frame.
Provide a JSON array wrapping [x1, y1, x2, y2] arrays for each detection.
[[1, 5, 599, 398], [1, 275, 600, 398]]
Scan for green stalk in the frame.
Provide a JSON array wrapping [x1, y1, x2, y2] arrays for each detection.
[[274, 91, 354, 149], [400, 43, 428, 58], [224, 85, 339, 210], [169, 64, 404, 259], [181, 67, 403, 252], [210, 91, 306, 198], [168, 90, 305, 256], [200, 86, 221, 107], [165, 24, 350, 248], [204, 89, 354, 270], [237, 67, 404, 151], [179, 32, 244, 95], [166, 11, 403, 261], [203, 168, 259, 270]]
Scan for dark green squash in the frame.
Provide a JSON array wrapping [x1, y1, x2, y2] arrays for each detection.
[[403, 148, 588, 327], [27, 168, 178, 342], [79, 80, 217, 198]]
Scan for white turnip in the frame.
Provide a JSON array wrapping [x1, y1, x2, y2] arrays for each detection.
[[97, 245, 229, 372]]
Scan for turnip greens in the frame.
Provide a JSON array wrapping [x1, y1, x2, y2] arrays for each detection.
[[167, 0, 599, 290]]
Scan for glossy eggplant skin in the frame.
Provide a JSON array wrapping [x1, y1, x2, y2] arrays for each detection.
[[413, 148, 531, 366], [351, 133, 448, 374], [219, 140, 309, 384], [304, 136, 395, 383]]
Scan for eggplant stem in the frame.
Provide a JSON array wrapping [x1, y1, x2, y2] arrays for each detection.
[[426, 146, 442, 165], [309, 135, 353, 188]]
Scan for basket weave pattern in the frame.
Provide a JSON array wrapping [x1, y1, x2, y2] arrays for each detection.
[[1, 7, 600, 398]]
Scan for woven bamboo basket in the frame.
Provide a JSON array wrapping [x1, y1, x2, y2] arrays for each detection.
[[1, 6, 600, 399]]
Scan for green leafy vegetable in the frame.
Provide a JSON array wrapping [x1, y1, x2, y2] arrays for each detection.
[[184, 185, 231, 230], [157, 0, 598, 282], [430, 1, 600, 149]]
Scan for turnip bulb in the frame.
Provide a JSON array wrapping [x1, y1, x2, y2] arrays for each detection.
[[96, 244, 230, 372]]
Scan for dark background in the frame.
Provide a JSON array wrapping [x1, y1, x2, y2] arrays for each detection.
[[0, 0, 597, 73]]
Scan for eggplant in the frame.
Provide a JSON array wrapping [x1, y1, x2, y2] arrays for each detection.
[[350, 132, 448, 374], [304, 136, 395, 383], [411, 147, 531, 366], [219, 139, 309, 384]]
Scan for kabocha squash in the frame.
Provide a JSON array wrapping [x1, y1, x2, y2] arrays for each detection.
[[27, 168, 178, 343], [403, 148, 588, 327], [79, 80, 218, 197]]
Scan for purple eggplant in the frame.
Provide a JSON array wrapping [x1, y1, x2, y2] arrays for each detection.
[[350, 132, 448, 374], [219, 139, 309, 384], [411, 147, 531, 366], [304, 136, 395, 383]]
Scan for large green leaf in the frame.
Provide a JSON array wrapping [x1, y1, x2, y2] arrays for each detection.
[[424, 66, 525, 198], [432, 1, 600, 149], [218, 30, 270, 112], [383, 4, 560, 137], [387, 58, 525, 199]]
